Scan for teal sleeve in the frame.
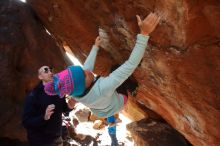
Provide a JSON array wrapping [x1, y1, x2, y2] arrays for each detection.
[[99, 34, 149, 96], [83, 45, 99, 71]]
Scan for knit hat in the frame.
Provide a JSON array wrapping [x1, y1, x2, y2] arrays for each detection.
[[44, 66, 85, 97], [44, 81, 57, 96]]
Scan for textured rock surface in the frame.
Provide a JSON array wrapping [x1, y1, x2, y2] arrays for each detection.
[[26, 0, 220, 145], [0, 0, 66, 141], [127, 118, 189, 146], [1, 0, 219, 145]]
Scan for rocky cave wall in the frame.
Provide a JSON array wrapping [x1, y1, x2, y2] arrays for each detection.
[[0, 0, 66, 141], [1, 0, 220, 146], [26, 0, 220, 145]]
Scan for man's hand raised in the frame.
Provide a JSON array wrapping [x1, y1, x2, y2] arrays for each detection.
[[136, 12, 160, 36], [44, 104, 55, 120]]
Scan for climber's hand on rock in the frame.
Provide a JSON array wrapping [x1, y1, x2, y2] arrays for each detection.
[[136, 12, 160, 36], [95, 36, 101, 48]]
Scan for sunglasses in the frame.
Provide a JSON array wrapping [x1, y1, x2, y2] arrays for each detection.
[[43, 67, 53, 73]]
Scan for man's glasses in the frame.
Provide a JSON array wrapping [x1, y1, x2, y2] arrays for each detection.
[[43, 67, 53, 73]]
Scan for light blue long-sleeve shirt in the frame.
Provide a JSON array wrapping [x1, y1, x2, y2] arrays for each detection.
[[74, 34, 149, 118]]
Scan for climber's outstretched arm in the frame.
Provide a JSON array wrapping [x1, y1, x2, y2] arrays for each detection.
[[99, 13, 160, 95]]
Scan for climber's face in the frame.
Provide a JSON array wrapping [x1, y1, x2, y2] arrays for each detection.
[[84, 70, 94, 88]]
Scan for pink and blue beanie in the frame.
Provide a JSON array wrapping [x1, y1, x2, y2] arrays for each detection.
[[44, 66, 85, 98]]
